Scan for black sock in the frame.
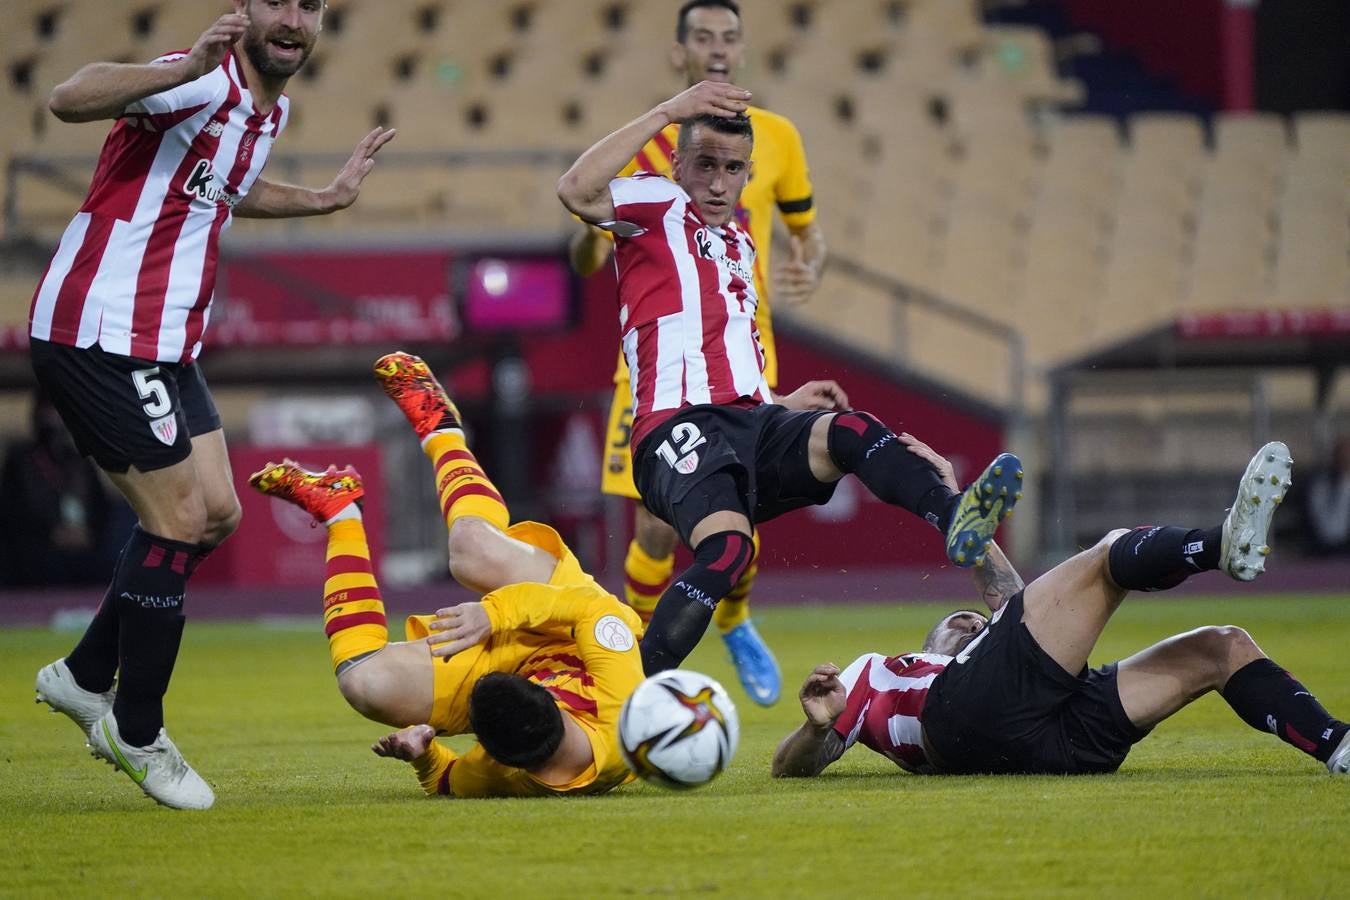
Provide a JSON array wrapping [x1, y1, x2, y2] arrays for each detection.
[[640, 531, 755, 675], [65, 527, 148, 693], [828, 412, 957, 531], [1222, 658, 1349, 762], [109, 527, 195, 747], [1106, 524, 1223, 591]]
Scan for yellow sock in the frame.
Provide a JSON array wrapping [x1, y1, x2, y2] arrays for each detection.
[[424, 432, 509, 531], [714, 531, 760, 634], [623, 538, 674, 624], [323, 518, 388, 676]]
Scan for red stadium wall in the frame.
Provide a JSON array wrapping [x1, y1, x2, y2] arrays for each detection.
[[1062, 0, 1228, 107]]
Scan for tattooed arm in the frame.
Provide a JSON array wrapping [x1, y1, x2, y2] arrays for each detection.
[[897, 432, 1025, 613], [973, 541, 1024, 613]]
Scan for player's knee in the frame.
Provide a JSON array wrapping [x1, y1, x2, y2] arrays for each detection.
[[1197, 624, 1258, 657], [200, 496, 242, 548], [336, 664, 389, 722], [445, 516, 500, 588], [149, 493, 211, 545], [1183, 625, 1260, 683], [634, 508, 678, 558]]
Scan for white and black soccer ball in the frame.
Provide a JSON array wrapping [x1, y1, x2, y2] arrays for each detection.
[[618, 669, 739, 789]]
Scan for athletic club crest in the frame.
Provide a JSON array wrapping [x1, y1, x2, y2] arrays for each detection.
[[675, 452, 699, 474], [149, 413, 178, 446]]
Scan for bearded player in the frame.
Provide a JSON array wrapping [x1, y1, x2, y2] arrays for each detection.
[[31, 1, 394, 809], [775, 437, 1350, 779]]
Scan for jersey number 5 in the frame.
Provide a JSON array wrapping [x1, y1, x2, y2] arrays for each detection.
[[655, 422, 708, 473], [132, 368, 172, 419]]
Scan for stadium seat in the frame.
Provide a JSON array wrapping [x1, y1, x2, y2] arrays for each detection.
[[1213, 111, 1288, 174], [976, 25, 1085, 106], [1291, 110, 1350, 166]]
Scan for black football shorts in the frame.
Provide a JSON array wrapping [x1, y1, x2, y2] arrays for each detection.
[[921, 591, 1150, 775], [632, 402, 836, 546], [30, 338, 222, 474]]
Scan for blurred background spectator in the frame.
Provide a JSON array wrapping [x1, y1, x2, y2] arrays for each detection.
[[0, 388, 131, 587], [1302, 435, 1350, 556]]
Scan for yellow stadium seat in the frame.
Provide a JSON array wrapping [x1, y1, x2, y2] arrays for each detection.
[[1214, 111, 1288, 173], [1292, 110, 1350, 165], [977, 25, 1084, 106]]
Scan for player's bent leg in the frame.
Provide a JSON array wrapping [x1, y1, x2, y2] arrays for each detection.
[[188, 430, 242, 550], [445, 515, 557, 594], [1119, 624, 1350, 771], [1115, 625, 1264, 731], [624, 504, 679, 622], [336, 640, 434, 727], [640, 508, 755, 675], [106, 454, 211, 545], [374, 351, 511, 533], [1021, 528, 1131, 676]]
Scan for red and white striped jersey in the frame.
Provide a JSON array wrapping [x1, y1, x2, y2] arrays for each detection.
[[607, 173, 771, 449], [30, 50, 288, 363], [832, 651, 951, 774]]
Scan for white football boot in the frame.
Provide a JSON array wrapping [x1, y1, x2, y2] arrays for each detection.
[[1328, 731, 1350, 775], [1220, 441, 1292, 581], [35, 658, 113, 738], [88, 711, 215, 810]]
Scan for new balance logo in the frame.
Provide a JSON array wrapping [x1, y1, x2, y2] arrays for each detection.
[[1184, 540, 1205, 555], [203, 120, 225, 138], [1266, 714, 1278, 734]]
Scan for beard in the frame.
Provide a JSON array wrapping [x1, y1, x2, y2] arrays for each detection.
[[241, 28, 314, 79]]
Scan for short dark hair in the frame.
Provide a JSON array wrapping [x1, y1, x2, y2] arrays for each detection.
[[676, 112, 754, 155], [676, 0, 741, 43], [469, 672, 565, 769], [922, 609, 985, 653]]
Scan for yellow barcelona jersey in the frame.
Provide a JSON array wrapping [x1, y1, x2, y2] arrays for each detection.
[[403, 523, 645, 798], [609, 104, 816, 388]]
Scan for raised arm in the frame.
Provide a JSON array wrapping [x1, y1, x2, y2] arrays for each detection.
[[771, 663, 848, 778], [234, 127, 395, 218], [897, 433, 1024, 611], [48, 13, 247, 123], [557, 80, 751, 225]]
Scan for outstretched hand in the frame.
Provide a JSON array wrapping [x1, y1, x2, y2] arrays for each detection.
[[658, 80, 752, 122], [321, 127, 397, 211], [372, 724, 436, 761], [424, 601, 491, 659], [778, 380, 848, 412], [799, 663, 846, 728], [183, 13, 249, 80], [898, 432, 958, 492]]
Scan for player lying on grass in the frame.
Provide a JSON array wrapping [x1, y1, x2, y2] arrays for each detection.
[[774, 437, 1350, 778], [250, 352, 644, 798]]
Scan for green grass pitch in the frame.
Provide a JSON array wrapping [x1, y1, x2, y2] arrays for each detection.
[[3, 594, 1347, 897]]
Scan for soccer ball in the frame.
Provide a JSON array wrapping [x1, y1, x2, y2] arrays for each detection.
[[618, 669, 739, 789]]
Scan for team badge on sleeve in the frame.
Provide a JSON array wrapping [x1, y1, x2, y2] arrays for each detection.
[[594, 614, 636, 652]]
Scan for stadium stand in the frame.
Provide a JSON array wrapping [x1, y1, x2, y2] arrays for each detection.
[[1, 0, 1347, 559]]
